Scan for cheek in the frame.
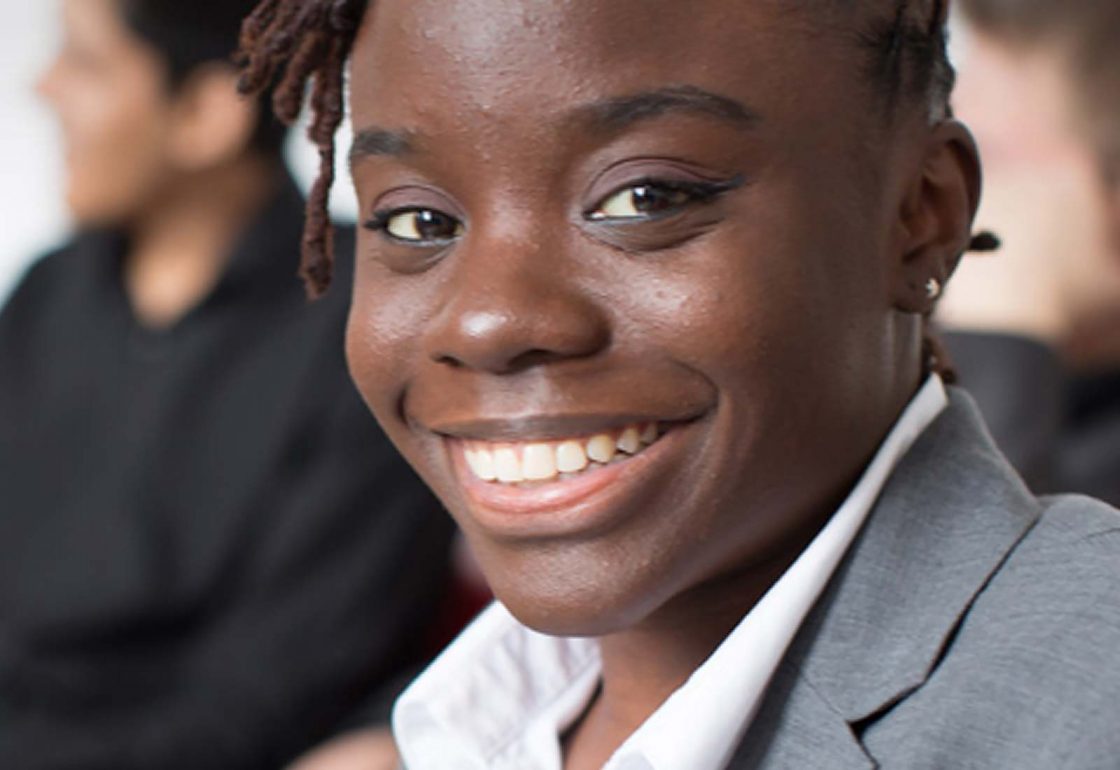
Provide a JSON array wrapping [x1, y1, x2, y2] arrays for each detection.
[[345, 259, 433, 432], [345, 283, 399, 422], [627, 218, 841, 387], [57, 74, 171, 224], [346, 264, 480, 528]]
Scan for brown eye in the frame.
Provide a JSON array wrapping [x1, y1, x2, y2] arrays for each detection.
[[589, 183, 702, 221], [381, 208, 464, 244]]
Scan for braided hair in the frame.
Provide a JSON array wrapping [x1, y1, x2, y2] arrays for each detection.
[[238, 0, 365, 295]]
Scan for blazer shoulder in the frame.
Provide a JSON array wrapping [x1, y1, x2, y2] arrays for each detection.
[[975, 492, 1120, 634], [858, 494, 1120, 768], [1011, 493, 1120, 576]]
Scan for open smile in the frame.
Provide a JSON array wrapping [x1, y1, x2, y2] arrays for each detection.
[[439, 416, 700, 532], [461, 421, 662, 484]]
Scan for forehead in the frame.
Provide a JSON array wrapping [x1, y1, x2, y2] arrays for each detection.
[[349, 0, 867, 135]]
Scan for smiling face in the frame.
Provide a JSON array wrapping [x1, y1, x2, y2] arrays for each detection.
[[345, 0, 947, 635]]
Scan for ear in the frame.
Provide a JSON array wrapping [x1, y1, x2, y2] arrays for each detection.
[[166, 65, 260, 171], [891, 119, 982, 314]]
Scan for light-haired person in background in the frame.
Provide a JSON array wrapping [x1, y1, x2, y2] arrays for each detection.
[[940, 0, 1120, 505], [0, 1, 453, 767]]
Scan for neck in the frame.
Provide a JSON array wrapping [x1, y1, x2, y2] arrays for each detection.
[[562, 549, 799, 770], [124, 155, 280, 328]]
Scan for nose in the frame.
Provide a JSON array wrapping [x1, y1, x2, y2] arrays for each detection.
[[425, 234, 610, 374]]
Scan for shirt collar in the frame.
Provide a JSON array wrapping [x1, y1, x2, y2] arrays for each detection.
[[395, 376, 948, 770]]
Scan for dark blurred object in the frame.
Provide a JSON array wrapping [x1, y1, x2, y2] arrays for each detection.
[[945, 333, 1120, 505]]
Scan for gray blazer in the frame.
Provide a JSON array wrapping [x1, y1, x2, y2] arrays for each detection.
[[730, 389, 1120, 769]]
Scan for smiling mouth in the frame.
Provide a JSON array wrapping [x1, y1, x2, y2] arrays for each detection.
[[459, 422, 662, 485]]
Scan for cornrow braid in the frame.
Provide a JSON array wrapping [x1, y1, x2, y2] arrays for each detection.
[[239, 0, 368, 297], [859, 0, 998, 260]]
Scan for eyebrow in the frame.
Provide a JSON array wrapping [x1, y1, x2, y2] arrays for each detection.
[[581, 85, 763, 134], [349, 128, 414, 166], [348, 85, 762, 166]]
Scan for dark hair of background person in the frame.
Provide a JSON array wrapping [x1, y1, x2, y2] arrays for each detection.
[[959, 0, 1120, 183], [121, 0, 287, 159]]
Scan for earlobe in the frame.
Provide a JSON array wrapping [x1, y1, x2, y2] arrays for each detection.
[[892, 119, 982, 314], [167, 66, 259, 171]]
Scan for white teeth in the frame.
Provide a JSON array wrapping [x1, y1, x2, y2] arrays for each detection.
[[617, 426, 641, 455], [494, 447, 522, 483], [468, 449, 497, 481], [475, 449, 497, 480], [462, 422, 665, 484], [556, 441, 589, 473], [522, 443, 558, 481], [464, 450, 481, 476], [586, 434, 616, 464]]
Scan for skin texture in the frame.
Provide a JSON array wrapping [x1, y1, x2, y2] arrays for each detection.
[[342, 1, 979, 765], [37, 0, 277, 327], [940, 29, 1120, 367]]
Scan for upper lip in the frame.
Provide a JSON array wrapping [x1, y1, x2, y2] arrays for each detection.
[[421, 411, 704, 442]]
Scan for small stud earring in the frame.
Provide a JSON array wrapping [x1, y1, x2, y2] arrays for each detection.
[[925, 278, 942, 300]]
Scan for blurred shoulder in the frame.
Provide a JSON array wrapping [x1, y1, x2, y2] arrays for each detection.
[[0, 235, 113, 331]]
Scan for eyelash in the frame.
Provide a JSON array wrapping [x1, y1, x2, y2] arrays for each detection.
[[585, 176, 744, 221], [363, 175, 744, 245], [363, 207, 462, 246]]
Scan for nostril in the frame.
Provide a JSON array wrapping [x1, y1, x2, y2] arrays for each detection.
[[505, 348, 575, 373], [431, 347, 570, 373], [432, 353, 466, 369]]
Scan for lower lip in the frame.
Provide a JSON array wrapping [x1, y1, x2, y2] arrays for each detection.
[[447, 426, 693, 536]]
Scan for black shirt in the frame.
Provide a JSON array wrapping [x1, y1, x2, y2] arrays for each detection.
[[0, 181, 454, 769]]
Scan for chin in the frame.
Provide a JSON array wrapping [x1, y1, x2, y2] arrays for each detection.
[[477, 541, 671, 638], [66, 196, 118, 229], [65, 176, 144, 229]]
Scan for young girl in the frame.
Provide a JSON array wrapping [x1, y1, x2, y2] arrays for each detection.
[[240, 1, 1120, 768]]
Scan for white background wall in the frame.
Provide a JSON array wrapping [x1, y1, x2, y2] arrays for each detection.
[[0, 1, 357, 308], [0, 2, 66, 305]]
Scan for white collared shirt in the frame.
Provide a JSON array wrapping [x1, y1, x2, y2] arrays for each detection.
[[394, 376, 948, 770]]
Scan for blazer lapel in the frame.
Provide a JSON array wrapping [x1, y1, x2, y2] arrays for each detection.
[[726, 667, 876, 770], [729, 389, 1042, 768]]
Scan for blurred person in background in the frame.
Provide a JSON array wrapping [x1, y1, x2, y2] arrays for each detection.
[[0, 1, 455, 768], [940, 0, 1120, 505]]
